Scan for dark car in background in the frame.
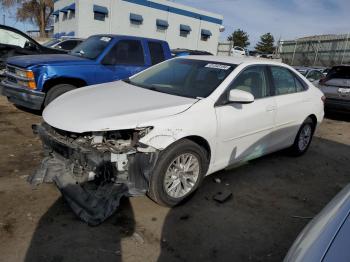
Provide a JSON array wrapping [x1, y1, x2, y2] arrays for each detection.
[[0, 25, 66, 79], [318, 65, 350, 113], [43, 38, 84, 51]]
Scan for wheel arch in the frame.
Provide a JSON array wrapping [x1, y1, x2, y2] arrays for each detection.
[[42, 77, 87, 93], [307, 114, 317, 129]]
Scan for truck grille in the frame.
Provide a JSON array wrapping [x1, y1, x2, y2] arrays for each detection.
[[5, 66, 19, 84], [7, 66, 16, 74]]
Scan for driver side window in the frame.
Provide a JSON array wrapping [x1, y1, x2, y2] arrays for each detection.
[[227, 66, 269, 99]]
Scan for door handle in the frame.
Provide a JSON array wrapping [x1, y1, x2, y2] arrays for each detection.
[[266, 105, 276, 112]]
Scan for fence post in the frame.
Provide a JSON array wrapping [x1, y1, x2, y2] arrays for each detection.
[[291, 41, 298, 66], [341, 33, 349, 65]]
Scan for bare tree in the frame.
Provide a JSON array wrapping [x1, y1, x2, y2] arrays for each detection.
[[1, 0, 53, 37]]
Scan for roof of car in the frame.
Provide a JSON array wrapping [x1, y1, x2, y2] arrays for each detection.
[[90, 34, 168, 43], [182, 55, 286, 66]]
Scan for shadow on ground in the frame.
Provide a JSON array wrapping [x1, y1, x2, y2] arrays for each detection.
[[24, 198, 135, 262], [157, 137, 350, 262], [23, 138, 350, 262]]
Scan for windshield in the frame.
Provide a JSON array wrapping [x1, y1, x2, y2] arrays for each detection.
[[70, 35, 112, 59], [126, 58, 236, 98], [43, 39, 61, 47]]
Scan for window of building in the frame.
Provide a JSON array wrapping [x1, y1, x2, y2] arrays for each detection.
[[102, 40, 144, 65], [148, 42, 165, 65], [156, 19, 169, 31], [270, 66, 306, 95], [201, 29, 212, 41], [93, 5, 108, 21], [130, 13, 143, 25], [180, 24, 191, 37], [228, 66, 269, 99]]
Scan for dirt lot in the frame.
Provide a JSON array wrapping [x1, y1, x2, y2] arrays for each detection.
[[0, 95, 349, 262]]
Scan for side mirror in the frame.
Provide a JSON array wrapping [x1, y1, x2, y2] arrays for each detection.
[[228, 89, 254, 103]]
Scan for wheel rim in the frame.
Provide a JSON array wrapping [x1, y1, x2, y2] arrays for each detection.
[[163, 153, 200, 199], [298, 124, 312, 151]]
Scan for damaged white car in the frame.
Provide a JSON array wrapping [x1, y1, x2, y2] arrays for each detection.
[[29, 56, 324, 225]]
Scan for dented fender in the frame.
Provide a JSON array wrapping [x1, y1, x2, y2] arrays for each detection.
[[139, 128, 187, 151]]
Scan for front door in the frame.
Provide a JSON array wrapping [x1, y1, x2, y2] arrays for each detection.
[[214, 65, 276, 169]]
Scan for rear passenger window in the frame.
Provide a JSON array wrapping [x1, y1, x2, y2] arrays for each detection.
[[103, 40, 144, 65], [228, 66, 269, 99], [148, 42, 165, 65], [271, 66, 305, 95]]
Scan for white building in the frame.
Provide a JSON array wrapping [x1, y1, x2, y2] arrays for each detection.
[[53, 0, 223, 54]]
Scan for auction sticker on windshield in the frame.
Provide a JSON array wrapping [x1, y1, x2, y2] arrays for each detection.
[[100, 37, 111, 42], [205, 63, 231, 70]]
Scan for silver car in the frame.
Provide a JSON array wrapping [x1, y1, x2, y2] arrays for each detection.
[[318, 65, 350, 113], [285, 184, 350, 262]]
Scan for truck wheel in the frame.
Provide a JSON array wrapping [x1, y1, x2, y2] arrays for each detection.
[[148, 139, 209, 207], [289, 117, 315, 156], [44, 84, 76, 107]]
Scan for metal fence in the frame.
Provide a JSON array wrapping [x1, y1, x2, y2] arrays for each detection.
[[278, 34, 350, 67]]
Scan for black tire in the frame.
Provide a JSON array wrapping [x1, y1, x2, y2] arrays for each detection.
[[148, 139, 209, 207], [44, 84, 76, 107], [289, 117, 315, 156]]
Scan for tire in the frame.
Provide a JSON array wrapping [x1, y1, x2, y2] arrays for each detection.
[[148, 139, 209, 207], [289, 117, 315, 156], [44, 84, 76, 107]]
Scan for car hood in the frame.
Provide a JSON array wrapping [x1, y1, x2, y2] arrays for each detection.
[[7, 54, 92, 68], [43, 81, 197, 133]]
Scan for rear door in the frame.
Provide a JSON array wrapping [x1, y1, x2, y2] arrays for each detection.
[[99, 39, 148, 82], [268, 66, 311, 151]]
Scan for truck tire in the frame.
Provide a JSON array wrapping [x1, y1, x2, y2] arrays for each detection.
[[148, 139, 209, 207], [44, 84, 76, 107], [289, 117, 315, 156]]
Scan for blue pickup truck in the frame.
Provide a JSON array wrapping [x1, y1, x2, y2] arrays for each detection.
[[1, 35, 171, 110]]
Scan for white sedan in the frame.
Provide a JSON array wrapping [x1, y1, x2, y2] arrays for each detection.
[[30, 56, 325, 225]]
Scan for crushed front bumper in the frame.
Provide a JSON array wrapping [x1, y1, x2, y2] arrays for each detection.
[[29, 123, 157, 225], [1, 81, 45, 110]]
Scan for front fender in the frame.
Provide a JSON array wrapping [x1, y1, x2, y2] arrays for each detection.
[[139, 128, 187, 151]]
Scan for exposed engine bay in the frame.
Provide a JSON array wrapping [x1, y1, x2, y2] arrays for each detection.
[[28, 122, 158, 225]]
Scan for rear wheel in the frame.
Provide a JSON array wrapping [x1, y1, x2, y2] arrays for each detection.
[[44, 84, 76, 107], [289, 117, 315, 156], [148, 139, 209, 207]]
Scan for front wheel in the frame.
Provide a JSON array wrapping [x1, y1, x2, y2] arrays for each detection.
[[289, 117, 315, 156], [44, 84, 76, 107], [148, 139, 209, 207]]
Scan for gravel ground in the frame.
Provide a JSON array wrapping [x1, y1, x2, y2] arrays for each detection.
[[0, 96, 349, 262]]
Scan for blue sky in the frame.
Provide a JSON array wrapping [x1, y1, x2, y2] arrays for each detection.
[[1, 0, 349, 48], [175, 0, 350, 47]]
